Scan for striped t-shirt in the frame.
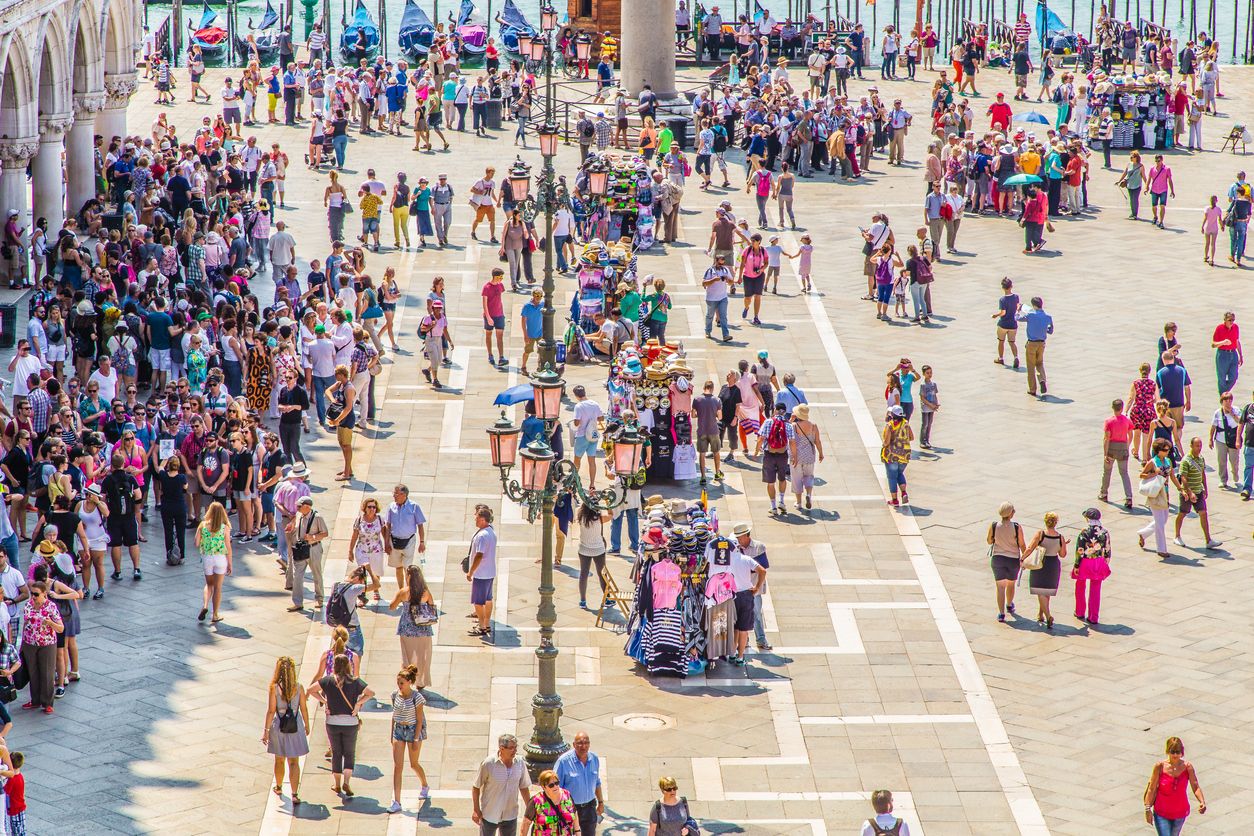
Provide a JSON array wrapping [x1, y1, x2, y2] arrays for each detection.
[[391, 688, 426, 726]]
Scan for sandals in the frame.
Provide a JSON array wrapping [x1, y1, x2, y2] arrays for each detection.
[[273, 785, 282, 796]]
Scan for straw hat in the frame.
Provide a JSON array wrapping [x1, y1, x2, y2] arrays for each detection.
[[793, 404, 810, 421]]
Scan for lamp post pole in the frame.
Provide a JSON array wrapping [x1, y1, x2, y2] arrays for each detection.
[[522, 6, 565, 780]]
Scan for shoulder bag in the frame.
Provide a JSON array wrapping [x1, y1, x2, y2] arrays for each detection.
[[291, 511, 316, 562]]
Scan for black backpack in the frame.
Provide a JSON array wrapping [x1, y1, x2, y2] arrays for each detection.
[[325, 582, 353, 627], [868, 819, 903, 836], [579, 118, 595, 140], [712, 125, 729, 153]]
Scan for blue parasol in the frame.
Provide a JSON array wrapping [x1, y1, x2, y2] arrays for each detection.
[[493, 384, 535, 406], [1012, 111, 1051, 125]]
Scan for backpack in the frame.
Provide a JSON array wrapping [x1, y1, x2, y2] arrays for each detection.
[[111, 336, 134, 370], [765, 417, 789, 452], [579, 118, 595, 140], [27, 462, 50, 499], [325, 582, 353, 627], [868, 818, 903, 836], [914, 256, 934, 283], [712, 124, 729, 153]]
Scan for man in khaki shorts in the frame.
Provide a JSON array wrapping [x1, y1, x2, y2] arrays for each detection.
[[469, 166, 499, 242], [385, 484, 427, 585]]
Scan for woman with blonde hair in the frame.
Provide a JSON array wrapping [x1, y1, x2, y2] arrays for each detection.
[[380, 267, 402, 351], [1022, 512, 1067, 630], [325, 364, 357, 482], [348, 496, 389, 602], [648, 776, 695, 835], [195, 500, 232, 623], [389, 565, 436, 687], [1125, 363, 1159, 461], [986, 501, 1025, 623], [386, 664, 429, 813], [1143, 737, 1206, 833], [263, 656, 310, 805]]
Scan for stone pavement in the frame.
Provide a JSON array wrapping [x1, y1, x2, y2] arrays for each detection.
[[4, 64, 1253, 835]]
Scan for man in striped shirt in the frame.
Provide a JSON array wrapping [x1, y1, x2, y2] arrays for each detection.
[[1013, 13, 1032, 48], [308, 22, 327, 63]]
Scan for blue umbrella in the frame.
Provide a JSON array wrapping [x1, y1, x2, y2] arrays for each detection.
[[1012, 111, 1051, 125], [1002, 173, 1043, 187], [493, 384, 534, 406]]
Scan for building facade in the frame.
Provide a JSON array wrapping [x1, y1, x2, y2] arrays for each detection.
[[0, 0, 140, 238]]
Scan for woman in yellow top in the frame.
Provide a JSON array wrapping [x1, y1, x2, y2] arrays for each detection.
[[880, 404, 913, 506], [196, 500, 233, 623]]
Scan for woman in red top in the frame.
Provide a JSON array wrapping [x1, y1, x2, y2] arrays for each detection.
[[1143, 736, 1206, 835], [1020, 185, 1052, 254]]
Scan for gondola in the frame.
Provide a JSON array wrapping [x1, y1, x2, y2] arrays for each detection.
[[398, 0, 436, 59], [451, 0, 488, 58], [1036, 0, 1080, 54], [340, 0, 381, 64], [235, 0, 280, 63], [496, 0, 536, 55], [189, 2, 229, 60]]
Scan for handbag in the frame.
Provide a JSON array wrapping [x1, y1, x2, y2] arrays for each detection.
[[1137, 474, 1165, 497], [1021, 545, 1045, 571], [681, 798, 701, 835], [411, 601, 439, 626], [0, 676, 16, 704], [342, 200, 354, 214]]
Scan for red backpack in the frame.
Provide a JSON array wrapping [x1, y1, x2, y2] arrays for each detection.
[[765, 418, 789, 452]]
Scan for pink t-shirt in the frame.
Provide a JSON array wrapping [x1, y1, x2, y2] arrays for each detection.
[[482, 281, 505, 319], [650, 560, 682, 610], [1203, 205, 1223, 235], [1104, 414, 1134, 444]]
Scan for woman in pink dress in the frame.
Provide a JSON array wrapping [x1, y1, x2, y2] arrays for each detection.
[[1200, 194, 1224, 266]]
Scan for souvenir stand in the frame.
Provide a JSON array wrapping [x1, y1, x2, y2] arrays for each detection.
[[1086, 74, 1171, 150], [624, 497, 736, 679], [571, 238, 633, 336], [597, 153, 656, 249], [605, 344, 698, 484]]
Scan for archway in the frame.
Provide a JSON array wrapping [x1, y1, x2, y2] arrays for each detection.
[[34, 23, 73, 233], [67, 6, 106, 214], [0, 36, 38, 283], [98, 0, 136, 141]]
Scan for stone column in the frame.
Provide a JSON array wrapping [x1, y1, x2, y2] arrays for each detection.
[[0, 139, 39, 283], [621, 0, 678, 100], [68, 93, 107, 215], [34, 115, 74, 234], [97, 73, 138, 142]]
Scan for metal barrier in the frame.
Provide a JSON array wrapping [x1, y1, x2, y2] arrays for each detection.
[[524, 77, 706, 147]]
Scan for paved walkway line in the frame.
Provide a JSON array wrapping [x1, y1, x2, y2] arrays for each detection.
[[799, 283, 1050, 835]]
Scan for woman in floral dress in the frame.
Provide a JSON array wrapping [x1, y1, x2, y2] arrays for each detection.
[[348, 498, 389, 603], [1125, 362, 1159, 462], [269, 337, 300, 422]]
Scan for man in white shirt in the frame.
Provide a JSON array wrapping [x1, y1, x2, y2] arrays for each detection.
[[359, 168, 386, 196], [472, 734, 530, 831], [552, 205, 576, 271], [703, 254, 734, 341], [7, 340, 43, 401], [571, 385, 603, 489], [469, 167, 499, 243], [88, 354, 120, 403], [240, 137, 263, 195], [268, 221, 296, 274], [887, 99, 912, 165], [0, 548, 28, 641], [860, 790, 911, 836], [465, 506, 497, 638]]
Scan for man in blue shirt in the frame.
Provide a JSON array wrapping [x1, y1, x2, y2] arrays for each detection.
[[554, 731, 603, 836], [145, 296, 177, 392], [519, 289, 545, 375], [385, 484, 426, 585], [774, 372, 808, 417], [1156, 350, 1192, 441], [1017, 296, 1054, 397], [282, 63, 298, 126]]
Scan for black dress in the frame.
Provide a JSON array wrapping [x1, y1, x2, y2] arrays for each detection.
[[1028, 533, 1062, 596]]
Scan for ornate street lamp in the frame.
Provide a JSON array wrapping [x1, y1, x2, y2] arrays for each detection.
[[575, 36, 592, 63], [487, 7, 629, 772]]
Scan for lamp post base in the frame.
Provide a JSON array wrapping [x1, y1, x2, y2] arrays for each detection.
[[523, 690, 569, 781]]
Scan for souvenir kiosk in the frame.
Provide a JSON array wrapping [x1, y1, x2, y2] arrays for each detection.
[[605, 345, 697, 484], [1087, 73, 1172, 150], [624, 496, 737, 679]]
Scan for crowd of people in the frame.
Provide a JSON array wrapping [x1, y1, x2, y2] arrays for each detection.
[[0, 4, 1246, 832]]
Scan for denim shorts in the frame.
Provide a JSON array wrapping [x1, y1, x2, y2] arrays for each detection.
[[573, 436, 599, 457], [393, 722, 417, 742], [483, 315, 506, 331], [876, 282, 893, 303], [363, 217, 380, 233]]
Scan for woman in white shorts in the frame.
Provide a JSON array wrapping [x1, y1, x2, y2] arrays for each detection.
[[44, 305, 69, 380], [349, 497, 390, 603], [78, 486, 111, 600], [195, 500, 233, 623]]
